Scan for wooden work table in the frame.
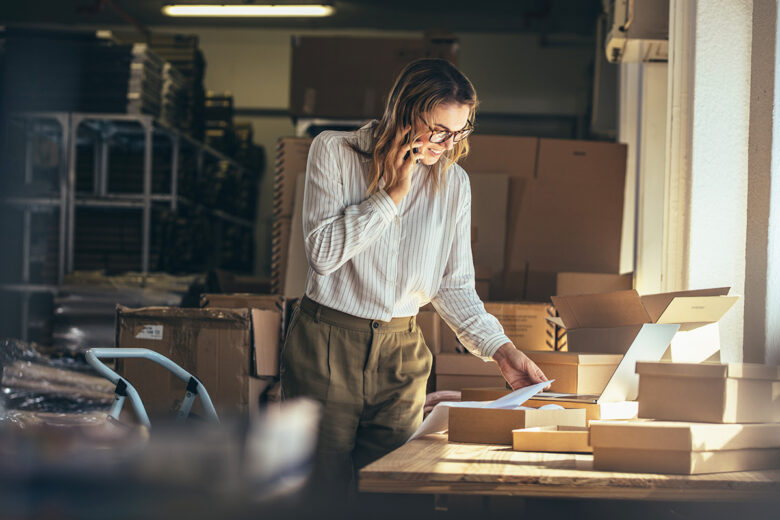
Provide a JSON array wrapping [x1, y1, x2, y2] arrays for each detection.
[[358, 434, 780, 502]]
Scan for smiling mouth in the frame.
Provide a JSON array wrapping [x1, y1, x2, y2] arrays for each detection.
[[429, 149, 443, 156]]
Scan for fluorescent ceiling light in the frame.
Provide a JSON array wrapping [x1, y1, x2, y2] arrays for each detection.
[[162, 4, 335, 17]]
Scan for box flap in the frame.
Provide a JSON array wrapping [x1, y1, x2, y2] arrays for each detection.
[[654, 296, 738, 325], [525, 351, 624, 366], [590, 421, 780, 451], [639, 287, 731, 323], [598, 323, 680, 403], [636, 361, 780, 381], [551, 290, 651, 329]]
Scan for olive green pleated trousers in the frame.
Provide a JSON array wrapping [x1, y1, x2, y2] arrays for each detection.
[[280, 295, 433, 496]]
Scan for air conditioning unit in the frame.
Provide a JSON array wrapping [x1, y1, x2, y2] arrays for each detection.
[[605, 0, 669, 63]]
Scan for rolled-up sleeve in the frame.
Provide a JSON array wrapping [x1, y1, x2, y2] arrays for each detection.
[[303, 133, 397, 276], [430, 175, 511, 360]]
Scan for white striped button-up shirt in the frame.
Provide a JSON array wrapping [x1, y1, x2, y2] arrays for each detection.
[[302, 123, 510, 360]]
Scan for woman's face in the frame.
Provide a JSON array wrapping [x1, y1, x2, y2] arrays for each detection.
[[415, 102, 472, 166]]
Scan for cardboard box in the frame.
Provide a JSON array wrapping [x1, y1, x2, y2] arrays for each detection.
[[459, 387, 638, 423], [591, 420, 780, 474], [462, 136, 627, 302], [512, 425, 592, 453], [474, 265, 491, 300], [549, 288, 738, 356], [636, 361, 780, 423], [116, 306, 279, 419], [290, 35, 458, 119], [434, 353, 505, 391], [417, 310, 441, 355], [200, 293, 287, 377], [524, 351, 623, 394], [274, 137, 311, 219], [470, 174, 508, 297], [448, 407, 586, 445], [270, 218, 291, 295], [555, 272, 634, 296], [485, 301, 554, 351]]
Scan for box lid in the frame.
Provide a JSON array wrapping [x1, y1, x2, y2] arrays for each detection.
[[525, 351, 623, 366], [550, 290, 651, 330], [636, 361, 780, 381], [639, 287, 737, 325], [590, 420, 780, 451]]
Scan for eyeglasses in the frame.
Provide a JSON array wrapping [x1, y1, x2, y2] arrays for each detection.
[[427, 120, 474, 144]]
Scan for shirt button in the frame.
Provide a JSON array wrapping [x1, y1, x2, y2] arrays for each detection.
[[372, 321, 379, 329]]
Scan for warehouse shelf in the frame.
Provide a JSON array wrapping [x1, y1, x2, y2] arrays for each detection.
[[1, 111, 258, 342]]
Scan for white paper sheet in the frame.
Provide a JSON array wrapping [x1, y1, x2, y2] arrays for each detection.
[[407, 380, 554, 442]]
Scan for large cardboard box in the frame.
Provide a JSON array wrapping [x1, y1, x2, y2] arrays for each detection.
[[290, 35, 458, 119], [462, 136, 628, 302], [512, 425, 592, 453], [524, 351, 623, 394], [636, 361, 780, 423], [448, 407, 586, 445], [484, 301, 554, 351], [200, 293, 287, 377], [470, 174, 508, 296], [434, 353, 505, 391], [549, 288, 738, 356], [116, 306, 279, 419], [591, 420, 780, 474]]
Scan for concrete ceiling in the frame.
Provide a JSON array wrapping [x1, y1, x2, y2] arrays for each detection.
[[0, 0, 603, 35]]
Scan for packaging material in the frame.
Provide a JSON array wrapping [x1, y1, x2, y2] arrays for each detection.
[[116, 306, 277, 418], [591, 420, 780, 474], [290, 35, 458, 119], [460, 387, 639, 423], [461, 136, 627, 302], [524, 351, 623, 394], [200, 293, 287, 377], [485, 302, 554, 351], [448, 406, 586, 445], [512, 425, 592, 453], [470, 174, 508, 296], [283, 174, 308, 299], [434, 353, 505, 391], [636, 361, 780, 423], [555, 272, 634, 296]]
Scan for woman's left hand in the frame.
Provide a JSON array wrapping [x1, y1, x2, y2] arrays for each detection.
[[492, 343, 550, 390]]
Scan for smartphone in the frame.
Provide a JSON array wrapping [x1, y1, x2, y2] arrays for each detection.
[[403, 147, 420, 160]]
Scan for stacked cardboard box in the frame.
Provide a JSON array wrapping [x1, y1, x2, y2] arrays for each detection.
[[590, 361, 780, 474], [271, 138, 311, 295]]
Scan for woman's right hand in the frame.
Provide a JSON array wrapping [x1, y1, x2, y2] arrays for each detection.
[[387, 130, 423, 205]]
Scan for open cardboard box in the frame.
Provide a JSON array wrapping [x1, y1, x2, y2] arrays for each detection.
[[636, 361, 780, 423], [448, 406, 586, 445], [549, 288, 738, 359], [512, 425, 592, 454], [591, 420, 780, 474]]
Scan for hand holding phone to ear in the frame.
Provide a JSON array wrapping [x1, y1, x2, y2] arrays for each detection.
[[387, 130, 423, 205]]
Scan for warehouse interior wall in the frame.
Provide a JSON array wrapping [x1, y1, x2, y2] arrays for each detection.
[[145, 26, 598, 278]]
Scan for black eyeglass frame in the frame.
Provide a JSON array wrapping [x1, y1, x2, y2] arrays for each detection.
[[426, 120, 475, 144]]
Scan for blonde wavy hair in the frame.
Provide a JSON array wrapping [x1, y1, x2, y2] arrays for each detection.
[[350, 58, 478, 195]]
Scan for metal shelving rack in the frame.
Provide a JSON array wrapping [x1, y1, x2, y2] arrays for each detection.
[[1, 111, 255, 342]]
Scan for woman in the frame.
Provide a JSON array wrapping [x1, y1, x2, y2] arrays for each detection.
[[280, 58, 548, 492]]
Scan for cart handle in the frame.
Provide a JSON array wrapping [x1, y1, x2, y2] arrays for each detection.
[[85, 347, 220, 428]]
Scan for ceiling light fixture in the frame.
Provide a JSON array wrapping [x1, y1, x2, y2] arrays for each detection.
[[161, 4, 335, 17]]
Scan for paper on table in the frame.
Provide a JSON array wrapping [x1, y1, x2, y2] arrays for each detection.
[[407, 380, 554, 442]]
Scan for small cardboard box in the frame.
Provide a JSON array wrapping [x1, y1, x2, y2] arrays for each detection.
[[591, 420, 780, 474], [524, 351, 623, 394], [116, 306, 279, 419], [448, 407, 586, 445], [434, 353, 505, 391], [460, 387, 638, 423], [512, 425, 592, 453], [484, 301, 554, 351], [200, 293, 287, 377], [636, 361, 780, 423]]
